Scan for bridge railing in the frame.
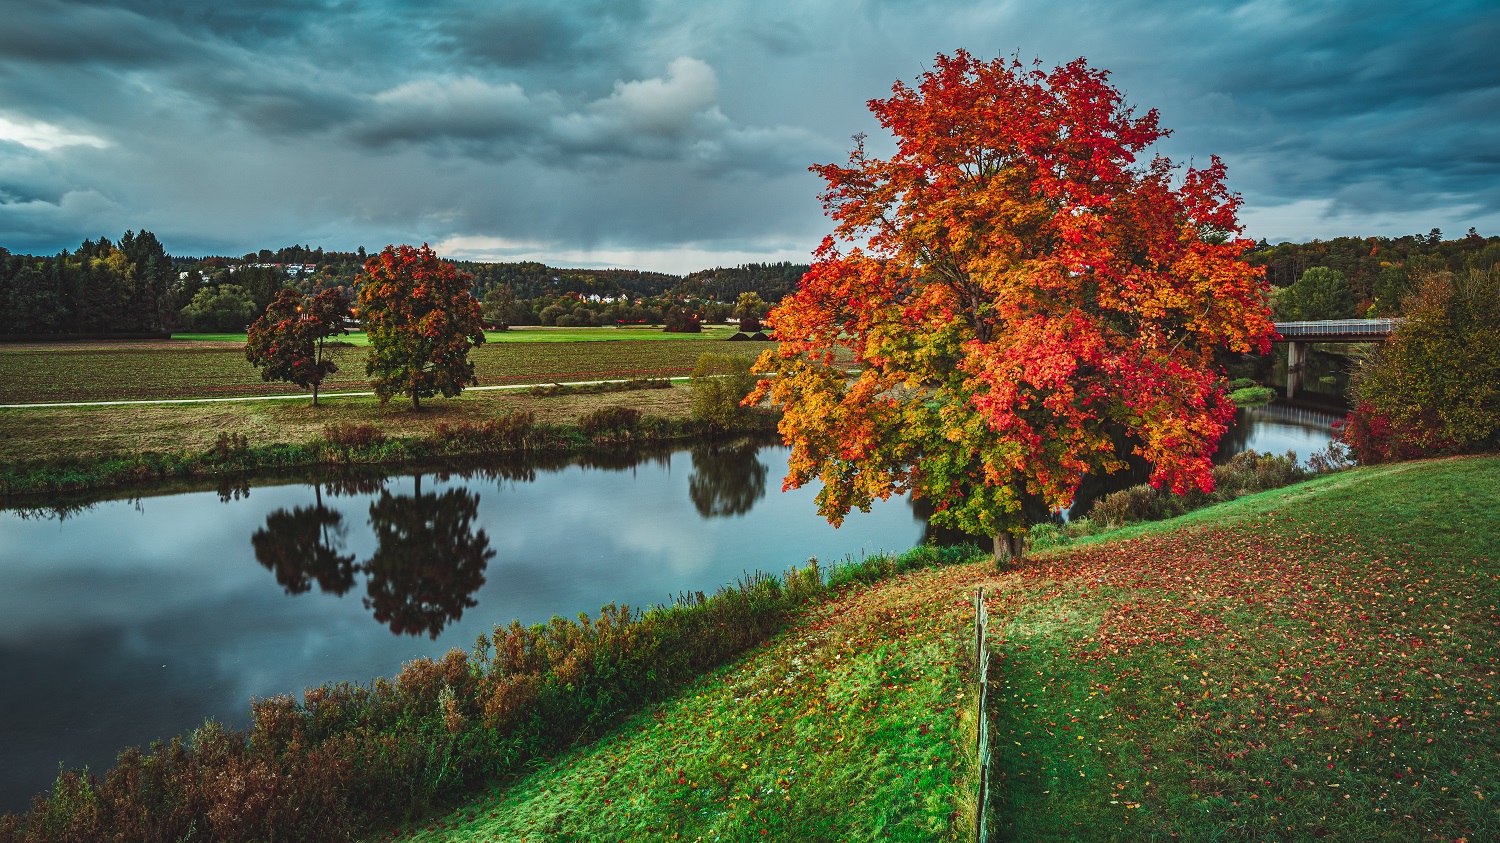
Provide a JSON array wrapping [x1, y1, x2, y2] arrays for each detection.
[[1274, 318, 1404, 338]]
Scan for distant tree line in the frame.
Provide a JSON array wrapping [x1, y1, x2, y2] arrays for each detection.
[[1251, 228, 1500, 320], [0, 231, 176, 334], [22, 226, 1499, 336], [1, 232, 810, 337]]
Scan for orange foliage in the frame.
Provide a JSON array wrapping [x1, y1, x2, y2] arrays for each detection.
[[753, 51, 1274, 546]]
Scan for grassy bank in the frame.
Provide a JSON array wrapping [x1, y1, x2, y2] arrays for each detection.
[[988, 456, 1499, 841], [391, 456, 1499, 842], [0, 378, 704, 464], [0, 399, 779, 499], [386, 551, 992, 843]]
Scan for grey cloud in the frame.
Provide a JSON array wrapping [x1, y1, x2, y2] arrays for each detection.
[[434, 0, 649, 71], [344, 57, 829, 176], [2, 0, 1498, 262], [0, 0, 193, 67]]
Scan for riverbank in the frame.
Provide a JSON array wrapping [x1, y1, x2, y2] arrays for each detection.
[[389, 454, 1499, 842], [0, 389, 779, 499]]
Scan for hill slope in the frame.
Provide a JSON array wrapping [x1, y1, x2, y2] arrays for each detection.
[[389, 456, 1499, 842]]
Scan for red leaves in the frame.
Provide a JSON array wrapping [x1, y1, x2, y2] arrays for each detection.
[[357, 244, 487, 407], [756, 51, 1273, 540], [244, 287, 351, 402]]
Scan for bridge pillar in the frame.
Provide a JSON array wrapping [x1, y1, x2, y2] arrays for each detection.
[[1286, 341, 1306, 399]]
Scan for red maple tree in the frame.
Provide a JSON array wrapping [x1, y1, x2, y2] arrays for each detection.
[[751, 51, 1275, 559], [244, 287, 351, 406], [359, 244, 487, 409]]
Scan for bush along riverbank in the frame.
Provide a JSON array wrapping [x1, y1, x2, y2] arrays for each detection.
[[0, 543, 983, 843], [0, 406, 780, 500]]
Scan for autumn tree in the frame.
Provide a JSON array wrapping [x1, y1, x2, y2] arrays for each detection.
[[244, 287, 352, 405], [1342, 267, 1500, 462], [358, 244, 487, 409], [751, 51, 1274, 560]]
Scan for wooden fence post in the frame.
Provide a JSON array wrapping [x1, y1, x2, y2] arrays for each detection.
[[974, 588, 991, 842]]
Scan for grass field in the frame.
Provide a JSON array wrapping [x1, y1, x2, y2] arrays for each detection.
[[386, 456, 1500, 842], [0, 385, 702, 463], [0, 337, 768, 405]]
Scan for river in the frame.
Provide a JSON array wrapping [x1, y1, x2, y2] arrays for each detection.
[[0, 401, 1342, 812]]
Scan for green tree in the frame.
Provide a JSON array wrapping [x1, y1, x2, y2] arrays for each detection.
[[358, 244, 487, 409], [235, 265, 289, 314], [690, 353, 758, 431], [481, 283, 526, 328], [732, 292, 769, 320], [1349, 267, 1500, 459], [1285, 266, 1356, 320], [179, 284, 258, 331], [244, 287, 352, 405]]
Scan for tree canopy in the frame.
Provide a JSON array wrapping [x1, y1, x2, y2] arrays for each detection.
[[1278, 266, 1356, 321], [1343, 267, 1500, 462], [244, 287, 351, 405], [358, 244, 486, 409], [751, 51, 1274, 559]]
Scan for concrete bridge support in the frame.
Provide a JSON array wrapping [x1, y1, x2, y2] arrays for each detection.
[[1286, 340, 1306, 399]]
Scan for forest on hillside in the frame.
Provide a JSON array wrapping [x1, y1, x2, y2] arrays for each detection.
[[3, 229, 1497, 335]]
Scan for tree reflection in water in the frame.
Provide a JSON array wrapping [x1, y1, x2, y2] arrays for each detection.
[[250, 476, 494, 638], [688, 439, 768, 518], [364, 475, 494, 638], [250, 488, 357, 595]]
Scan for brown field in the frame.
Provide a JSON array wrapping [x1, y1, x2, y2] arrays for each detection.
[[0, 337, 783, 465], [0, 338, 770, 404]]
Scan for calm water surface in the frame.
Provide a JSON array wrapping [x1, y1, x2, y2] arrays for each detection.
[[0, 403, 1340, 812]]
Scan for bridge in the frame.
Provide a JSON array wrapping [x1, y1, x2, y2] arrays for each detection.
[[1270, 319, 1404, 399], [1273, 318, 1403, 343]]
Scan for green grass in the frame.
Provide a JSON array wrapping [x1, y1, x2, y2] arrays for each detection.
[[988, 456, 1500, 841], [169, 332, 265, 344], [376, 456, 1500, 842], [382, 559, 989, 843], [482, 326, 743, 342], [1228, 384, 1277, 406]]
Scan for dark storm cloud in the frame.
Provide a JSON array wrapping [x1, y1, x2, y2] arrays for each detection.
[[434, 0, 650, 72], [0, 0, 1496, 266], [0, 0, 193, 67]]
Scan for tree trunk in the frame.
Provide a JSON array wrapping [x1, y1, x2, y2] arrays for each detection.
[[312, 381, 319, 407], [992, 532, 1025, 564], [412, 390, 421, 411]]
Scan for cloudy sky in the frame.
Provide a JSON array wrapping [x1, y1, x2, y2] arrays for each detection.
[[1, 0, 1497, 272]]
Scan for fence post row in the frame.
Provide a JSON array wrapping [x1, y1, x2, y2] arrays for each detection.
[[973, 588, 991, 842]]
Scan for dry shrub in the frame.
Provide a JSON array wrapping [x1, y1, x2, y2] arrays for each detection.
[[430, 411, 534, 452], [578, 406, 641, 436], [322, 422, 384, 449]]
